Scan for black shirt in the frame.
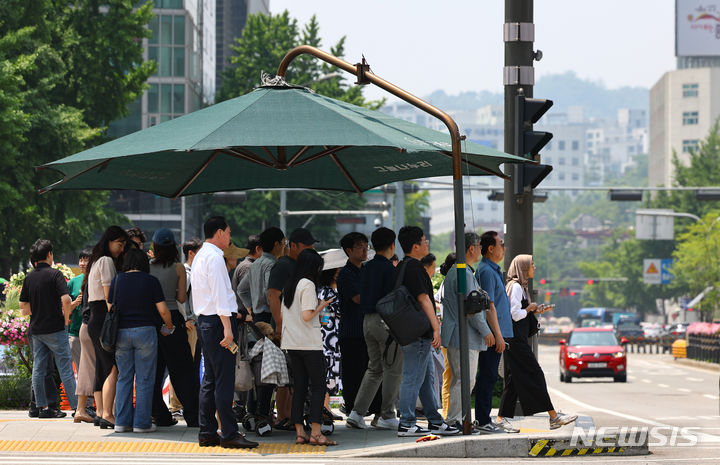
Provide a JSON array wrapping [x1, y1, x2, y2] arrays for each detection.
[[337, 260, 363, 339], [359, 255, 395, 314], [268, 256, 296, 293], [19, 263, 69, 335], [108, 272, 165, 329], [396, 257, 435, 311]]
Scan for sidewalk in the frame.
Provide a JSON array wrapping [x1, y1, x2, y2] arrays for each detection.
[[0, 409, 647, 458]]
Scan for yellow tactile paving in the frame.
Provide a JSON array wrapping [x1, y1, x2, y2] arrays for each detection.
[[0, 439, 325, 455]]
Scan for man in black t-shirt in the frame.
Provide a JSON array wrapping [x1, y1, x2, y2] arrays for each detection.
[[19, 239, 78, 418], [395, 227, 459, 437]]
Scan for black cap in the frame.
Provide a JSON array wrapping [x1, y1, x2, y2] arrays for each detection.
[[289, 228, 318, 246]]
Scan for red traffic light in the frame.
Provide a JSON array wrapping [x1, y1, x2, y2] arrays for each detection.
[[587, 279, 594, 285], [539, 278, 547, 285], [545, 291, 551, 296], [570, 291, 576, 296]]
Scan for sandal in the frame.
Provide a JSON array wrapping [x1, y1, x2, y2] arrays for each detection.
[[309, 433, 337, 446], [273, 418, 295, 431], [296, 434, 309, 444]]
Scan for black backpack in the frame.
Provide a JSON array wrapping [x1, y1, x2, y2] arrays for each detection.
[[375, 258, 432, 346]]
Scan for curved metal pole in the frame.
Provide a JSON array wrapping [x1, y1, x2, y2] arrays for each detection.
[[278, 45, 472, 434]]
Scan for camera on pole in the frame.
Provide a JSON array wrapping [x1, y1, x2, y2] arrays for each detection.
[[513, 89, 554, 195]]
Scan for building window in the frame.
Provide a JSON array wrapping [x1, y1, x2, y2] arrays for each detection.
[[147, 14, 186, 79], [682, 83, 699, 98], [572, 173, 579, 181], [571, 157, 579, 166], [682, 111, 699, 125], [558, 157, 566, 165], [477, 204, 485, 211], [545, 156, 552, 164], [558, 173, 566, 181], [682, 139, 700, 153], [571, 140, 579, 151], [558, 140, 566, 151]]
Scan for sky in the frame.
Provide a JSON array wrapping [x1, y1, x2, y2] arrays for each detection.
[[270, 0, 676, 102]]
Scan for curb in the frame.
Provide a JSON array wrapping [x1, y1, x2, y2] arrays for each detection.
[[352, 432, 649, 458], [673, 357, 720, 372]]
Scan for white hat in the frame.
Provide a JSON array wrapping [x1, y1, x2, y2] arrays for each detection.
[[320, 248, 348, 270]]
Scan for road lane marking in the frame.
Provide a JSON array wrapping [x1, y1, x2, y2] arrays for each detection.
[[547, 386, 720, 444], [678, 388, 692, 392], [688, 377, 704, 382], [641, 379, 652, 383], [628, 375, 637, 380], [657, 383, 669, 388], [704, 394, 719, 400]]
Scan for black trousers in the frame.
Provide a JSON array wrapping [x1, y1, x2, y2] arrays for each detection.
[[152, 310, 199, 425], [498, 337, 554, 418], [474, 347, 501, 425], [197, 314, 238, 441], [87, 301, 115, 391], [339, 337, 381, 414], [287, 350, 326, 425]]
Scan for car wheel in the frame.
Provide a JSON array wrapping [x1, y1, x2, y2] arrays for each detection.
[[564, 373, 572, 383], [560, 370, 565, 382], [614, 373, 627, 383]]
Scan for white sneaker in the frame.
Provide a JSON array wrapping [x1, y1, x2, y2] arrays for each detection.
[[345, 410, 367, 429], [549, 412, 577, 430], [495, 418, 520, 433], [374, 417, 400, 430]]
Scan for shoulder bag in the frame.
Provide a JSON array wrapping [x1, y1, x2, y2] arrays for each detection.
[[100, 276, 120, 353], [234, 323, 254, 391], [375, 258, 431, 346]]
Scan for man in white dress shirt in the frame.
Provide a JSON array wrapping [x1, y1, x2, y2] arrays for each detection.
[[192, 216, 258, 449]]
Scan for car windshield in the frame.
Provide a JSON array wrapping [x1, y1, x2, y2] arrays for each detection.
[[569, 331, 618, 346]]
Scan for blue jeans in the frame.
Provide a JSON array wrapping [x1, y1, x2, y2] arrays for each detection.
[[398, 338, 443, 427], [115, 326, 158, 429], [474, 348, 501, 425], [31, 330, 77, 409]]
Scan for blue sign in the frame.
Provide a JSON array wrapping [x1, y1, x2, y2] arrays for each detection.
[[660, 259, 674, 285]]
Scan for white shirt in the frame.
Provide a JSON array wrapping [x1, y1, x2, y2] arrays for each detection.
[[509, 282, 529, 322], [280, 278, 323, 351], [191, 242, 237, 317]]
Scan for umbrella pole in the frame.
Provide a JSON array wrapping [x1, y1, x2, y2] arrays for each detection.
[[278, 46, 472, 434]]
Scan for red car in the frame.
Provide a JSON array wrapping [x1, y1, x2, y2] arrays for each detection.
[[559, 328, 628, 383]]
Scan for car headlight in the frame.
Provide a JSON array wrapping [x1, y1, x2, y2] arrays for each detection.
[[568, 352, 579, 359], [613, 351, 625, 358]]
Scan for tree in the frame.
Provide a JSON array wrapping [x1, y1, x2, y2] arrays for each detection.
[[671, 212, 720, 321], [0, 0, 154, 276], [217, 11, 382, 110]]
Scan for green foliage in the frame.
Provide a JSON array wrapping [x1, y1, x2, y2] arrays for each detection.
[[217, 11, 383, 110], [648, 120, 720, 227], [430, 231, 454, 266], [0, 375, 31, 409], [404, 183, 430, 228], [0, 0, 151, 275], [671, 212, 720, 321]]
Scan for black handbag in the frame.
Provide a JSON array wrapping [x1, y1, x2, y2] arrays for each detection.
[[375, 258, 432, 346], [99, 276, 120, 353], [520, 297, 540, 338]]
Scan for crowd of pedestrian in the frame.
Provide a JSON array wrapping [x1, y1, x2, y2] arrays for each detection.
[[17, 217, 577, 449]]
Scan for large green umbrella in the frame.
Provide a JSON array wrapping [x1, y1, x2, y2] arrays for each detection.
[[39, 85, 528, 197]]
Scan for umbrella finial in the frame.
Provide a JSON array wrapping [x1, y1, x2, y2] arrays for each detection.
[[260, 71, 291, 87]]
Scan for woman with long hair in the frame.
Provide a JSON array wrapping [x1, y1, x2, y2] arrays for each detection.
[[496, 254, 577, 431], [281, 249, 336, 446], [148, 228, 197, 427], [84, 226, 128, 428], [109, 248, 174, 433]]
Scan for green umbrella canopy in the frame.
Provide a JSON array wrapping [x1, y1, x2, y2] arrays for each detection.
[[40, 86, 529, 198]]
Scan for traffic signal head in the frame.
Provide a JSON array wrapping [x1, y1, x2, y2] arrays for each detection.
[[539, 278, 547, 285], [515, 93, 554, 159], [570, 291, 576, 296], [587, 279, 594, 285]]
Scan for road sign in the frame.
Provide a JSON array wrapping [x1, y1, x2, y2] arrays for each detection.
[[644, 258, 674, 285], [636, 209, 674, 240], [660, 259, 674, 285], [644, 259, 661, 284]]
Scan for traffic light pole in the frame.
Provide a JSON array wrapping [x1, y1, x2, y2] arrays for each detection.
[[504, 0, 535, 268]]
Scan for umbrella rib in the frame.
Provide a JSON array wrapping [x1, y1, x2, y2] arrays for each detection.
[[439, 151, 510, 180], [262, 147, 278, 164], [223, 148, 274, 168], [37, 159, 111, 194], [293, 146, 351, 167], [172, 150, 220, 199], [287, 146, 311, 166], [329, 153, 362, 194]]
